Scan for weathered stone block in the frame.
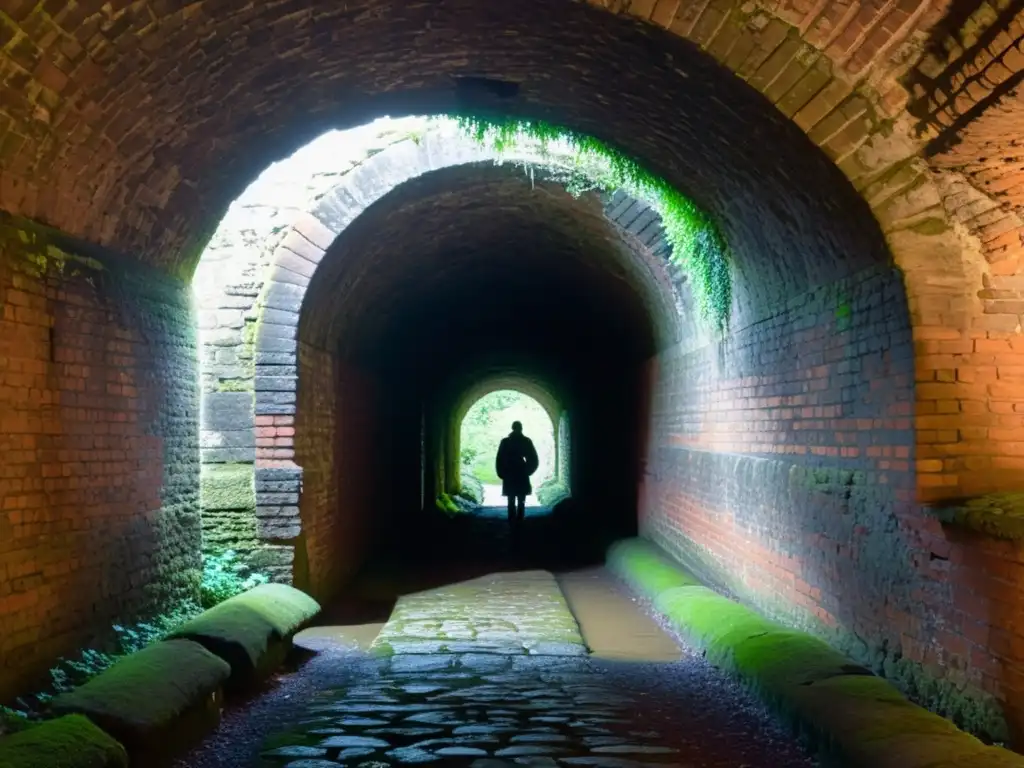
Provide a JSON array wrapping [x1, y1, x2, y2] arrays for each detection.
[[217, 295, 255, 310], [265, 281, 305, 313], [202, 392, 254, 431], [255, 352, 297, 366], [260, 307, 299, 326], [256, 478, 301, 493], [250, 545, 295, 570], [200, 429, 255, 450], [206, 327, 243, 346], [215, 309, 245, 328], [256, 467, 302, 483], [256, 334, 295, 353], [254, 403, 294, 416], [256, 391, 296, 407], [201, 464, 256, 512], [255, 505, 300, 519], [257, 492, 299, 505], [255, 375, 297, 392], [259, 321, 297, 341], [202, 447, 257, 463], [257, 518, 302, 540], [202, 507, 259, 551]]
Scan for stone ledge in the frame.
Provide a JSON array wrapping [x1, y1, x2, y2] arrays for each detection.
[[0, 714, 128, 768], [928, 494, 1024, 541], [51, 639, 231, 762], [606, 538, 1023, 768]]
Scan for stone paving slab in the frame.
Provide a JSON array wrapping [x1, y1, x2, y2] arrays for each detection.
[[370, 571, 586, 657], [257, 654, 687, 767]]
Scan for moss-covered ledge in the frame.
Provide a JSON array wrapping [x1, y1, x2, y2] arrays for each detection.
[[928, 494, 1024, 540], [0, 715, 128, 768], [607, 538, 1024, 768]]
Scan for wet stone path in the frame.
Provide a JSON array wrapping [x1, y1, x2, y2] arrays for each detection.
[[235, 570, 818, 768], [259, 654, 692, 768], [369, 571, 586, 658]]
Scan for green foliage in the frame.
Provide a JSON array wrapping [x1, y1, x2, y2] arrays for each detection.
[[450, 114, 732, 330], [536, 479, 570, 507], [1, 706, 31, 736], [8, 600, 204, 719], [200, 549, 270, 609], [460, 390, 555, 487], [6, 553, 269, 721], [460, 445, 479, 467], [467, 389, 521, 426], [458, 471, 484, 504]]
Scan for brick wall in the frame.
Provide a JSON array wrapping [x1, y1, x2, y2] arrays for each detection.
[[294, 343, 379, 603], [640, 263, 1012, 741], [0, 217, 200, 704]]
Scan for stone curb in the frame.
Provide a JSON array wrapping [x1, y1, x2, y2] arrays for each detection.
[[50, 638, 231, 762], [0, 714, 128, 768], [0, 585, 324, 766], [169, 582, 322, 691], [607, 537, 1024, 768]]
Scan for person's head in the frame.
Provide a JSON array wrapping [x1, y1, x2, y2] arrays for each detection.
[[511, 421, 523, 434]]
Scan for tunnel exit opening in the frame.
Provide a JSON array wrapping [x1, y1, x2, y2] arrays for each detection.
[[457, 389, 564, 511]]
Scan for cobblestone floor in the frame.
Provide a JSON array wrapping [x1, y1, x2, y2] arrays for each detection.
[[237, 570, 815, 768], [258, 653, 699, 768], [178, 513, 817, 768]]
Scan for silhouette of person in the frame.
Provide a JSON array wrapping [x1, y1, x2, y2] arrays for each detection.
[[495, 421, 539, 527]]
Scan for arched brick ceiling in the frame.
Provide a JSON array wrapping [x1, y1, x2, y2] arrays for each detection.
[[1, 0, 893, 325], [298, 163, 671, 367]]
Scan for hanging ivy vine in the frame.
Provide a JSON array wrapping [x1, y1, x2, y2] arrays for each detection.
[[446, 114, 732, 331]]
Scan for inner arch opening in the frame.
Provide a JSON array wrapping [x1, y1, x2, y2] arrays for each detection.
[[457, 389, 560, 511]]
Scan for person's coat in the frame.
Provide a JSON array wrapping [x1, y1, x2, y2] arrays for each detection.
[[495, 432, 539, 497]]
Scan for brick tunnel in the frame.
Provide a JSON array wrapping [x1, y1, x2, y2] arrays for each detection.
[[2, 0, 1024, 765]]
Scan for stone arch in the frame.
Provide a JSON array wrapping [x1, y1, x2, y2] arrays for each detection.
[[247, 127, 680, 578]]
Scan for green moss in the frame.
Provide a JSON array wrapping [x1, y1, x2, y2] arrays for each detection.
[[436, 493, 460, 515], [0, 714, 128, 768], [449, 114, 732, 331], [240, 319, 257, 360], [170, 601, 278, 678], [201, 464, 256, 512], [217, 378, 253, 392], [225, 583, 321, 636], [788, 676, 1023, 767], [730, 629, 872, 693], [51, 639, 229, 735], [654, 586, 777, 657], [932, 494, 1024, 541], [878, 647, 1009, 743], [607, 537, 1024, 766], [607, 538, 701, 596]]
